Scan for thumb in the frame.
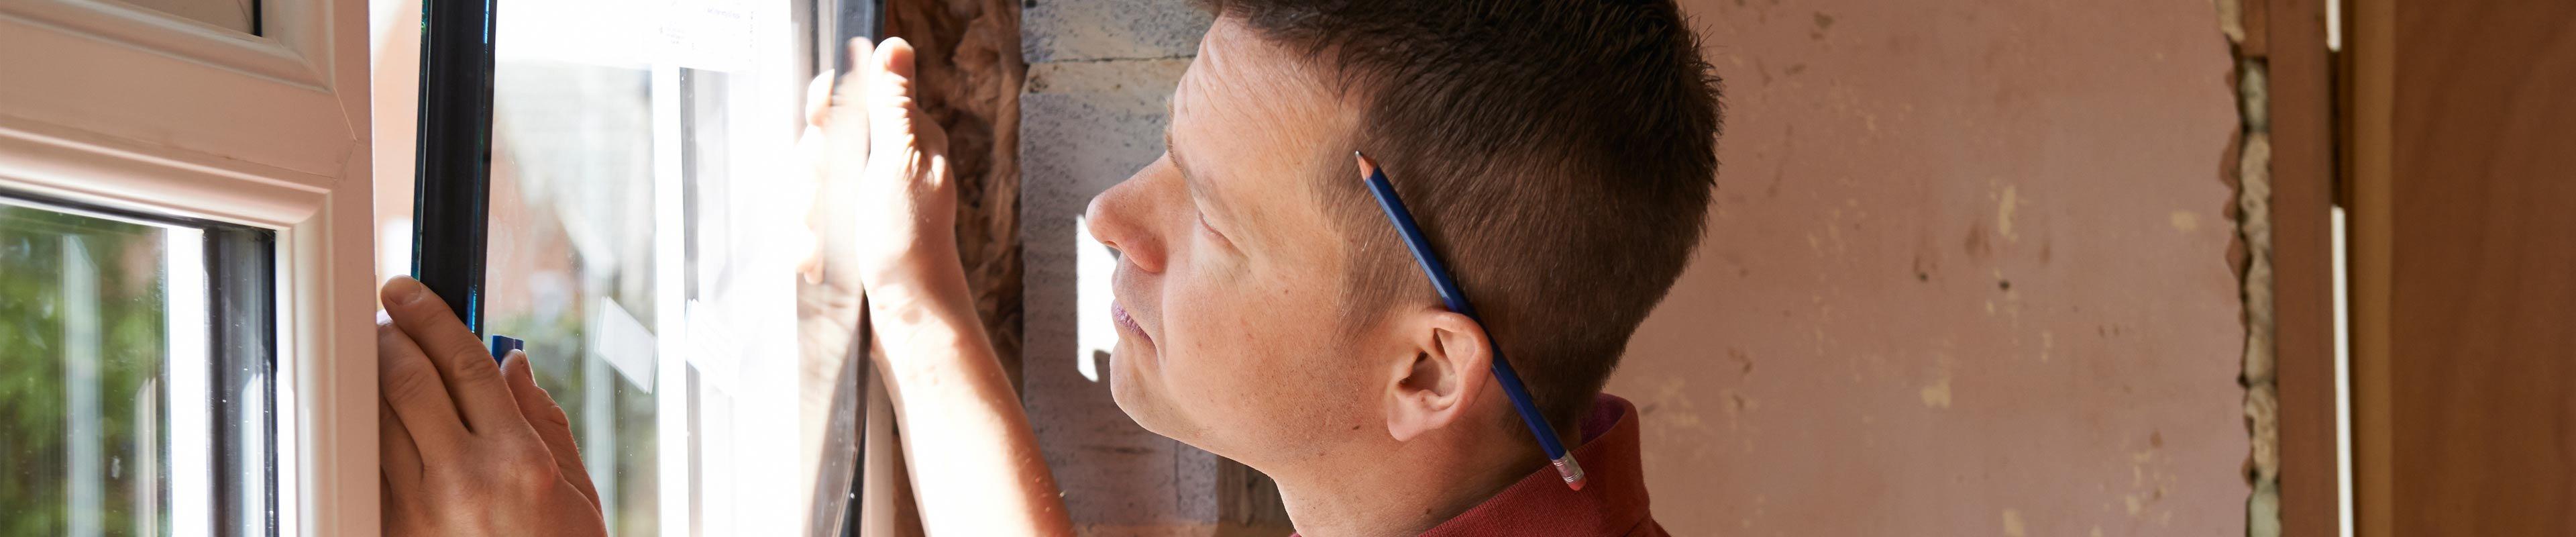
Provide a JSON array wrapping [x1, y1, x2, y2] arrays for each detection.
[[865, 37, 942, 155], [500, 350, 602, 511]]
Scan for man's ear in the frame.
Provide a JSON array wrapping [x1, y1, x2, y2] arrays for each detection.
[[1385, 309, 1493, 442]]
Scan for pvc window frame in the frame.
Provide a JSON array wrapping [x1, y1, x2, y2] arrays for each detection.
[[0, 0, 378, 534]]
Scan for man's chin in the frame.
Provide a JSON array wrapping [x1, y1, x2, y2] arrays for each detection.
[[1106, 358, 1188, 441]]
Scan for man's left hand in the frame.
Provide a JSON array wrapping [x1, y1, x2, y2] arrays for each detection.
[[377, 276, 605, 536]]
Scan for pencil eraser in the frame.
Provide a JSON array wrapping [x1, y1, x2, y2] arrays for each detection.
[[1552, 454, 1587, 491], [488, 334, 524, 364]]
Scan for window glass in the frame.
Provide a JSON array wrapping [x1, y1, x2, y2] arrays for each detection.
[[0, 202, 178, 536], [455, 0, 819, 534], [0, 197, 271, 536], [488, 58, 664, 536]]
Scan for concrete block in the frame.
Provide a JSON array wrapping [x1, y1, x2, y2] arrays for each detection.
[[1024, 0, 1211, 63], [1018, 58, 1209, 528]]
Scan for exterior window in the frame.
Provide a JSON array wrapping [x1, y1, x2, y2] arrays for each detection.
[[0, 195, 276, 536]]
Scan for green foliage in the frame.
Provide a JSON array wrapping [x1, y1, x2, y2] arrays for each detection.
[[0, 205, 172, 536]]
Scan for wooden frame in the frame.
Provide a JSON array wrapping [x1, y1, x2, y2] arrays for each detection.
[[2256, 1, 2343, 536], [2346, 0, 2392, 534], [0, 0, 378, 534], [2349, 1, 2576, 535]]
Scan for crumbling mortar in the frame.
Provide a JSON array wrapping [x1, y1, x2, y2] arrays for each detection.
[[2216, 1, 2282, 536]]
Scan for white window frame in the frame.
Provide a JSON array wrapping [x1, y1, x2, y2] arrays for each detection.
[[0, 0, 377, 534]]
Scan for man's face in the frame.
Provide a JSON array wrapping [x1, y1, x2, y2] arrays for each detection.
[[1083, 19, 1391, 462]]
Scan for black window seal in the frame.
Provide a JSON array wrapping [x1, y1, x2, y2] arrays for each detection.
[[410, 0, 499, 337], [806, 2, 882, 536]]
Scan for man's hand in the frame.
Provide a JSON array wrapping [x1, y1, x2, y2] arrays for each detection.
[[378, 276, 606, 536], [800, 36, 963, 300], [791, 37, 1077, 535]]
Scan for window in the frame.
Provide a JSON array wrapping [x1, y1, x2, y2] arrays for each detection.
[[0, 195, 278, 536], [1, 0, 376, 532], [372, 0, 857, 533]]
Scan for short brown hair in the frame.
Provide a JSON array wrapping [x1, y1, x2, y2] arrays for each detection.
[[1201, 0, 1723, 429]]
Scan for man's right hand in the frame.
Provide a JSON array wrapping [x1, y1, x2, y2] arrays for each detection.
[[799, 36, 966, 305], [790, 38, 1077, 536], [378, 276, 606, 536]]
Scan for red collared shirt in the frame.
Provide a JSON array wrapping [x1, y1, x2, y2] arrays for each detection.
[[1298, 394, 1665, 536]]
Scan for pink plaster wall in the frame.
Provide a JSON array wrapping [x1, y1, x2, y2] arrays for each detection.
[[1604, 1, 2252, 535]]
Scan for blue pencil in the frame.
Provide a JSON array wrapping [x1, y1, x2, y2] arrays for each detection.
[[1355, 152, 1586, 491]]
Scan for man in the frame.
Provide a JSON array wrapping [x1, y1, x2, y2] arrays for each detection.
[[374, 0, 1721, 535]]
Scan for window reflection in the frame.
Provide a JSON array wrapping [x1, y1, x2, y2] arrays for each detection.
[[376, 0, 830, 533], [488, 60, 663, 536], [0, 203, 182, 536]]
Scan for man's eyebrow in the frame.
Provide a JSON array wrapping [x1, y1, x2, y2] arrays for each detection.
[[1164, 126, 1249, 235], [1165, 128, 1215, 205], [1163, 128, 1190, 181]]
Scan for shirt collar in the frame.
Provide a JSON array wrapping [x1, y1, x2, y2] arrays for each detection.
[[1413, 393, 1655, 536]]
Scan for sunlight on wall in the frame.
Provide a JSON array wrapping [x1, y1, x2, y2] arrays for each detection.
[[1075, 215, 1115, 383]]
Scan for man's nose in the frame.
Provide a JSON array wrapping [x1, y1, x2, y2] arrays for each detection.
[[1084, 183, 1166, 274]]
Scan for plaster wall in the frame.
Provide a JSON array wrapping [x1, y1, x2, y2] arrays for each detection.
[[1605, 1, 2253, 535]]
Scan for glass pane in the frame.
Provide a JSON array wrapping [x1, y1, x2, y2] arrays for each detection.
[[487, 57, 664, 536], [0, 202, 180, 536], [101, 0, 257, 34], [363, 0, 828, 534]]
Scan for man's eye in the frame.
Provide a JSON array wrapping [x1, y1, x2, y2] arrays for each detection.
[[1197, 213, 1230, 242]]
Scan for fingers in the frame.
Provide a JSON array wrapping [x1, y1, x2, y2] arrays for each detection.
[[380, 277, 523, 434], [826, 38, 877, 152], [380, 477, 407, 535], [380, 403, 424, 493], [377, 311, 468, 455], [806, 70, 837, 128], [501, 350, 601, 511], [873, 37, 917, 85], [841, 36, 876, 99], [865, 38, 933, 154]]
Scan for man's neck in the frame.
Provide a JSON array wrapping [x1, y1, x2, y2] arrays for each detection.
[[1265, 429, 1547, 537]]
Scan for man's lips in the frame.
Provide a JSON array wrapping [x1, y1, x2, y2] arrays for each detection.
[[1111, 301, 1151, 344]]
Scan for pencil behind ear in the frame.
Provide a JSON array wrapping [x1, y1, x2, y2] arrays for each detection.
[[1385, 309, 1495, 442]]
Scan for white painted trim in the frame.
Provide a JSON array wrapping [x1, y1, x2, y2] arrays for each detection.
[[0, 0, 357, 183], [0, 0, 322, 87], [284, 164, 378, 537], [0, 119, 329, 228]]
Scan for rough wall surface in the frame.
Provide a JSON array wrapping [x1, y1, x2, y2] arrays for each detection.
[[1018, 1, 1228, 534], [1604, 1, 2252, 535], [888, 0, 1029, 375]]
